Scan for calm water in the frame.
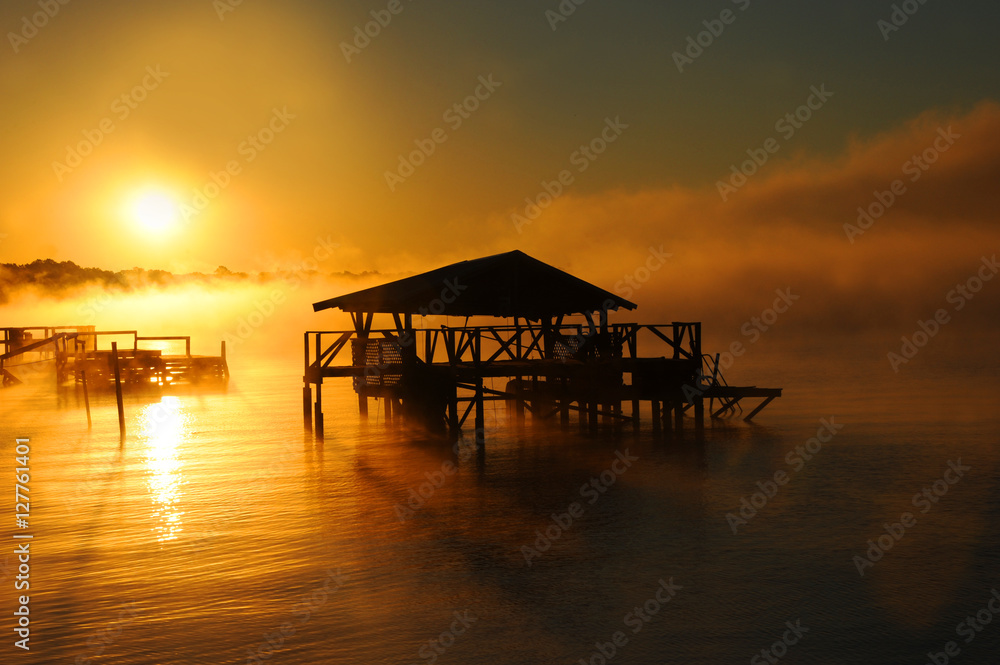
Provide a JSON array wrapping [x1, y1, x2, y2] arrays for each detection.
[[1, 342, 998, 665]]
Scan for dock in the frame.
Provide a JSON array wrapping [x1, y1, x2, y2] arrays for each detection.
[[1, 326, 229, 389], [303, 250, 781, 441]]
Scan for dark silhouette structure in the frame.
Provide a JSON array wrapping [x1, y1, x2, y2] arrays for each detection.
[[304, 250, 780, 441]]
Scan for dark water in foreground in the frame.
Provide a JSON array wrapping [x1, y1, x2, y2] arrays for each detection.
[[0, 348, 998, 665]]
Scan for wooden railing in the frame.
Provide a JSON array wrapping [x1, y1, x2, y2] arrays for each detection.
[[305, 322, 702, 376]]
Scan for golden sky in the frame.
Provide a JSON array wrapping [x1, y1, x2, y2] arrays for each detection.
[[1, 0, 998, 293]]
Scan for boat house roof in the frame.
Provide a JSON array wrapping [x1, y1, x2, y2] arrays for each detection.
[[312, 250, 637, 320]]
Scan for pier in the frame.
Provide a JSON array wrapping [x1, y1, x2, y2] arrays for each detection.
[[1, 326, 229, 389], [303, 250, 781, 441]]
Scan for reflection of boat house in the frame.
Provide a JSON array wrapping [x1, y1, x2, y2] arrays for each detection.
[[303, 250, 780, 441]]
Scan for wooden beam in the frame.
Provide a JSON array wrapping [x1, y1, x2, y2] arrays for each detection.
[[744, 396, 777, 422]]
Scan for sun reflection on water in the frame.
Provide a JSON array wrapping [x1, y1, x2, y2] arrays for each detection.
[[138, 396, 188, 544]]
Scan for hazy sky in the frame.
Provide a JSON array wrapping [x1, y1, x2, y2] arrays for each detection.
[[1, 0, 998, 288]]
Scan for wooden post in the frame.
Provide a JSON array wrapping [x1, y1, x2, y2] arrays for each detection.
[[475, 378, 485, 447], [314, 380, 324, 441], [652, 400, 661, 436], [674, 401, 684, 431], [221, 340, 230, 379], [448, 381, 459, 440], [110, 342, 125, 443], [303, 384, 313, 432], [694, 397, 705, 431], [514, 378, 525, 427], [559, 377, 569, 426], [314, 333, 324, 440], [82, 369, 92, 429], [303, 332, 312, 432]]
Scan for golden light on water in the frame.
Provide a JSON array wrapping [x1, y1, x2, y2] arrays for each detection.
[[139, 396, 187, 544]]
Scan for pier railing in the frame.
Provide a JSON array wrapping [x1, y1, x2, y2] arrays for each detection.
[[304, 322, 702, 377]]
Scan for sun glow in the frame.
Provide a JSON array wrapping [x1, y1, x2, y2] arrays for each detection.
[[128, 189, 180, 234]]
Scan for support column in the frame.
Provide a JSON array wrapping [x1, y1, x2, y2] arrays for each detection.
[[475, 378, 485, 447], [314, 380, 324, 441], [448, 382, 460, 440], [303, 384, 313, 432], [694, 397, 704, 431], [515, 378, 525, 427], [652, 400, 661, 436], [559, 378, 569, 426]]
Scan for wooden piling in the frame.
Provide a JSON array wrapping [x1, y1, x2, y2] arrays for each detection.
[[314, 380, 324, 441], [110, 342, 125, 442], [448, 382, 460, 440], [475, 378, 485, 447], [303, 385, 312, 432], [82, 369, 92, 429]]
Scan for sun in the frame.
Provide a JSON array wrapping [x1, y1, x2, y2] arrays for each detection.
[[129, 190, 180, 234]]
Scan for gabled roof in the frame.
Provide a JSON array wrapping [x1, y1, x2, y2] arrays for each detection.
[[312, 250, 636, 319]]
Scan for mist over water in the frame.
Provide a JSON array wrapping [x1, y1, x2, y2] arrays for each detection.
[[1, 285, 998, 664]]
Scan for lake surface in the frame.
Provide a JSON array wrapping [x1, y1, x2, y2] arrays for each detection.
[[1, 341, 998, 664]]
